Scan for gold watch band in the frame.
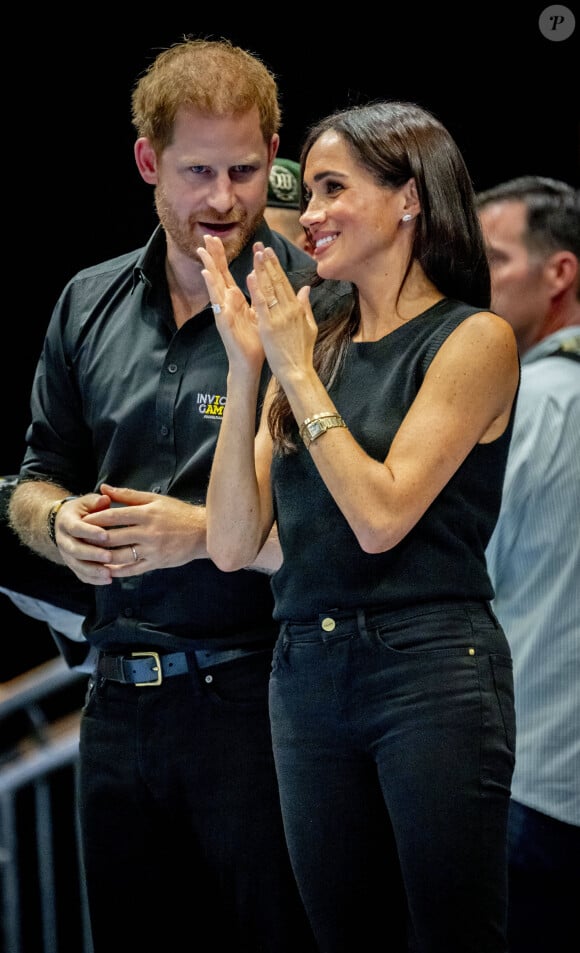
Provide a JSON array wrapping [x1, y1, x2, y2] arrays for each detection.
[[300, 412, 347, 449]]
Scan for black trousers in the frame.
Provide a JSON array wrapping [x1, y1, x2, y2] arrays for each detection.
[[78, 648, 316, 952]]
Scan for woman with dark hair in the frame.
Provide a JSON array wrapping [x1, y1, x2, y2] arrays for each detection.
[[198, 100, 520, 952]]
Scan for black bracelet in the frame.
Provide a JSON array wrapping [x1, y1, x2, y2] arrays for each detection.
[[47, 496, 79, 546]]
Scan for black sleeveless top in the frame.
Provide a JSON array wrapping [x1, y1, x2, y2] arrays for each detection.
[[270, 299, 517, 622]]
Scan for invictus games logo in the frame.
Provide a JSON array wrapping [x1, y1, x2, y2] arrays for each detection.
[[197, 392, 226, 418]]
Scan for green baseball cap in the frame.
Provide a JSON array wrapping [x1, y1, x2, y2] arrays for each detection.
[[267, 158, 301, 209]]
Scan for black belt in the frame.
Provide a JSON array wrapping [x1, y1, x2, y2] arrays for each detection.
[[96, 646, 267, 687]]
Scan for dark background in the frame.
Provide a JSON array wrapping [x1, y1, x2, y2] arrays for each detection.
[[5, 7, 580, 475], [2, 7, 579, 674]]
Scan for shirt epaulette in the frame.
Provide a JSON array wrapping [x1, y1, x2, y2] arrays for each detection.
[[549, 333, 580, 361]]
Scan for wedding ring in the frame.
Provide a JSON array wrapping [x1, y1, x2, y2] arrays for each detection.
[[212, 303, 222, 315], [267, 298, 278, 309], [131, 545, 139, 563]]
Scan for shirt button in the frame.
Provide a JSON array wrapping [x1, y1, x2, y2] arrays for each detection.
[[167, 363, 178, 374], [321, 617, 336, 631], [160, 425, 169, 436], [204, 674, 213, 684]]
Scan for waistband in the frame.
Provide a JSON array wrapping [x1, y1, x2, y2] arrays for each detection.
[[281, 600, 496, 633], [96, 645, 269, 686]]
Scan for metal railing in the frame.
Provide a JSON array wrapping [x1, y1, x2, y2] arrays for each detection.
[[1, 657, 93, 953]]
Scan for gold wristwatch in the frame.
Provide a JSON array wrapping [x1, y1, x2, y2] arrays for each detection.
[[300, 413, 347, 449]]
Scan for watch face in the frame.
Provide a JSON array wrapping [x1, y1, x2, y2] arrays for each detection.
[[309, 420, 325, 439]]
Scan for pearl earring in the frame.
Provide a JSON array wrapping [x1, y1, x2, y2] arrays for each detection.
[[402, 213, 413, 222]]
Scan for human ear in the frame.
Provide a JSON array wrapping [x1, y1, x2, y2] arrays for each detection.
[[268, 133, 280, 164], [545, 250, 579, 298], [134, 137, 158, 185], [401, 177, 421, 219]]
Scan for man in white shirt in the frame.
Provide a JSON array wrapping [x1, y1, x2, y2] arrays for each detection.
[[478, 176, 580, 953]]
